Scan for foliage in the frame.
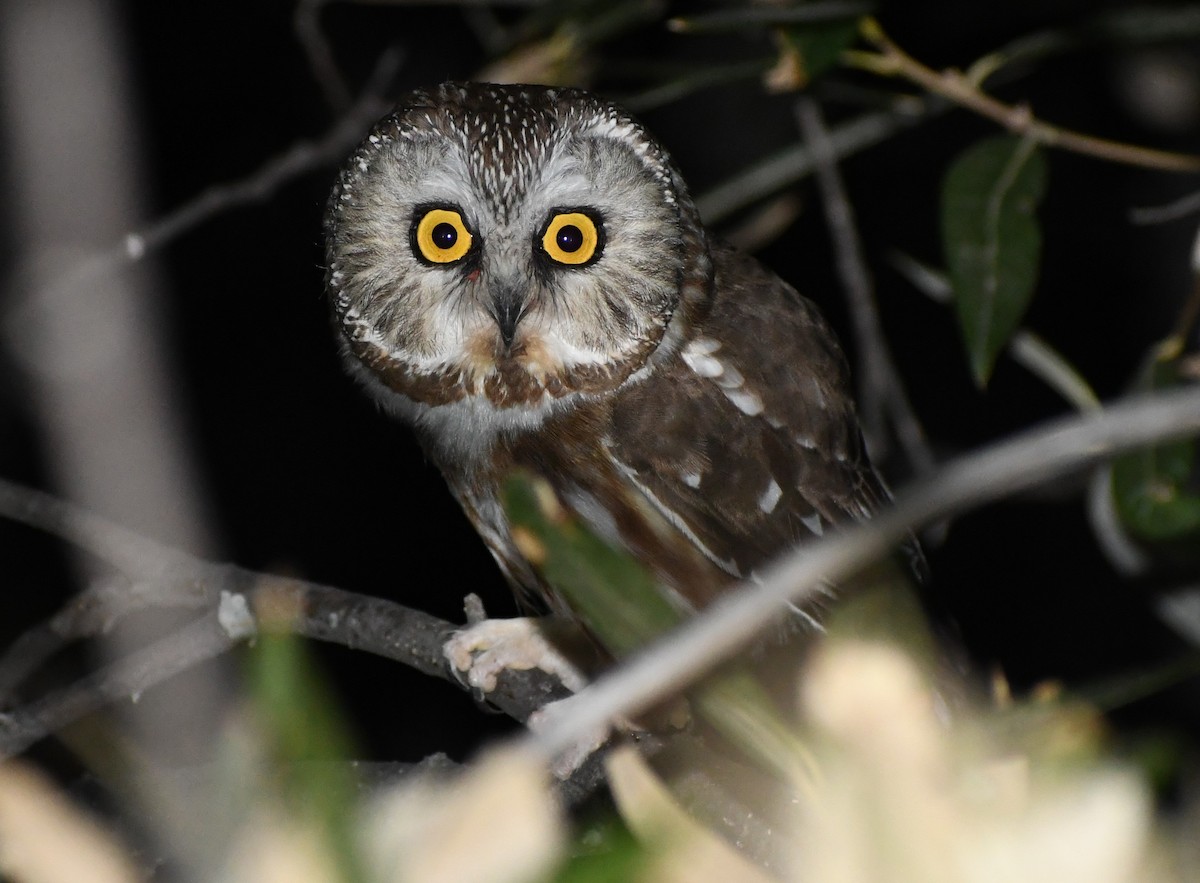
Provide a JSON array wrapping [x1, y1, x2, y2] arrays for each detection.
[[941, 135, 1047, 387], [2, 0, 1200, 881]]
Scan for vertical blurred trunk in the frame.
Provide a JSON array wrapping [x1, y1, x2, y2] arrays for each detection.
[[0, 0, 227, 871]]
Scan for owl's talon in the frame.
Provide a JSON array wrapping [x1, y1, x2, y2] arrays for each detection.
[[443, 617, 588, 695], [462, 592, 488, 625]]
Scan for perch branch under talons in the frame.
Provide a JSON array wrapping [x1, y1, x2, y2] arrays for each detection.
[[0, 475, 580, 770]]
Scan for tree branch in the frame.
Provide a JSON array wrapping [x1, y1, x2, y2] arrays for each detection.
[[851, 18, 1200, 173], [33, 48, 400, 311], [695, 98, 942, 225], [294, 0, 354, 112], [524, 385, 1200, 761], [0, 475, 570, 758], [794, 95, 935, 478]]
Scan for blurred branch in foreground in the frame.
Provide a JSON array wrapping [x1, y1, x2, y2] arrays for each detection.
[[1, 385, 1198, 778]]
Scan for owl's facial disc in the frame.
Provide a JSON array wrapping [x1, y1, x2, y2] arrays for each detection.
[[326, 83, 708, 412]]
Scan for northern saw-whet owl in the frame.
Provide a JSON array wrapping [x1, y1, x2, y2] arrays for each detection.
[[324, 82, 893, 644]]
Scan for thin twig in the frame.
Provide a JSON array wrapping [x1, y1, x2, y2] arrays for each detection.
[[0, 577, 201, 703], [620, 59, 769, 115], [36, 48, 400, 307], [851, 18, 1200, 173], [124, 47, 399, 258], [0, 479, 197, 582], [794, 96, 934, 477], [667, 2, 873, 33], [0, 474, 570, 752], [695, 97, 942, 225], [888, 252, 1103, 413], [0, 611, 242, 759], [523, 385, 1200, 760], [295, 0, 354, 112], [1131, 189, 1200, 225], [1010, 331, 1101, 413]]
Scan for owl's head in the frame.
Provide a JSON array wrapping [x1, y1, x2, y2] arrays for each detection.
[[325, 82, 712, 419]]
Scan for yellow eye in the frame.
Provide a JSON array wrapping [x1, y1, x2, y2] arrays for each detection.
[[414, 208, 472, 264], [541, 212, 601, 266]]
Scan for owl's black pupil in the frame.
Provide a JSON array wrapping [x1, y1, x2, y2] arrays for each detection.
[[556, 225, 584, 253], [432, 222, 457, 249]]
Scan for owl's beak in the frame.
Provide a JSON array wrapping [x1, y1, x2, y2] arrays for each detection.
[[490, 284, 525, 350]]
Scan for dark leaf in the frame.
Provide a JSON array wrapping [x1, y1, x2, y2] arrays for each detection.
[[941, 135, 1048, 386], [1111, 349, 1200, 543], [776, 18, 861, 86]]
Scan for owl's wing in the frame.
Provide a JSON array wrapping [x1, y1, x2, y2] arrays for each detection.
[[605, 242, 895, 595]]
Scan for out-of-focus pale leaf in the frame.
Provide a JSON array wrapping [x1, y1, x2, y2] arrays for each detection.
[[364, 748, 563, 883], [792, 639, 1160, 883], [941, 135, 1047, 386], [476, 34, 582, 87], [225, 810, 342, 883], [0, 762, 139, 883], [606, 746, 777, 883], [1111, 349, 1200, 544]]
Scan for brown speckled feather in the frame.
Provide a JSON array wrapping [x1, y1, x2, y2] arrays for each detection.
[[431, 241, 892, 619], [324, 82, 912, 633], [605, 242, 889, 585]]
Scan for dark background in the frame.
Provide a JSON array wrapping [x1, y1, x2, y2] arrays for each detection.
[[2, 0, 1199, 765]]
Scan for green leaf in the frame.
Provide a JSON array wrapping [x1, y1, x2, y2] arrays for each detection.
[[502, 473, 817, 787], [941, 135, 1048, 386], [777, 18, 861, 84], [502, 473, 683, 658], [249, 628, 365, 883], [553, 816, 649, 883], [1111, 348, 1200, 543]]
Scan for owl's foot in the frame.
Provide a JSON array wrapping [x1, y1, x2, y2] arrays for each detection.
[[444, 616, 589, 695]]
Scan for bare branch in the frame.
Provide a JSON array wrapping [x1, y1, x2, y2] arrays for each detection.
[[524, 385, 1200, 761], [794, 96, 935, 478], [1009, 332, 1101, 414], [695, 98, 942, 226], [667, 2, 872, 33], [1131, 190, 1200, 226], [294, 0, 354, 112], [122, 47, 400, 259], [36, 48, 400, 308], [0, 559, 575, 759], [851, 18, 1200, 173], [0, 474, 570, 754], [0, 609, 241, 759]]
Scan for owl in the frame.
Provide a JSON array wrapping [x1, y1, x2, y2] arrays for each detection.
[[324, 82, 895, 653]]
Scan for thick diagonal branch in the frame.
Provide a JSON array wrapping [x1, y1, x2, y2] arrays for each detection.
[[526, 386, 1200, 760]]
